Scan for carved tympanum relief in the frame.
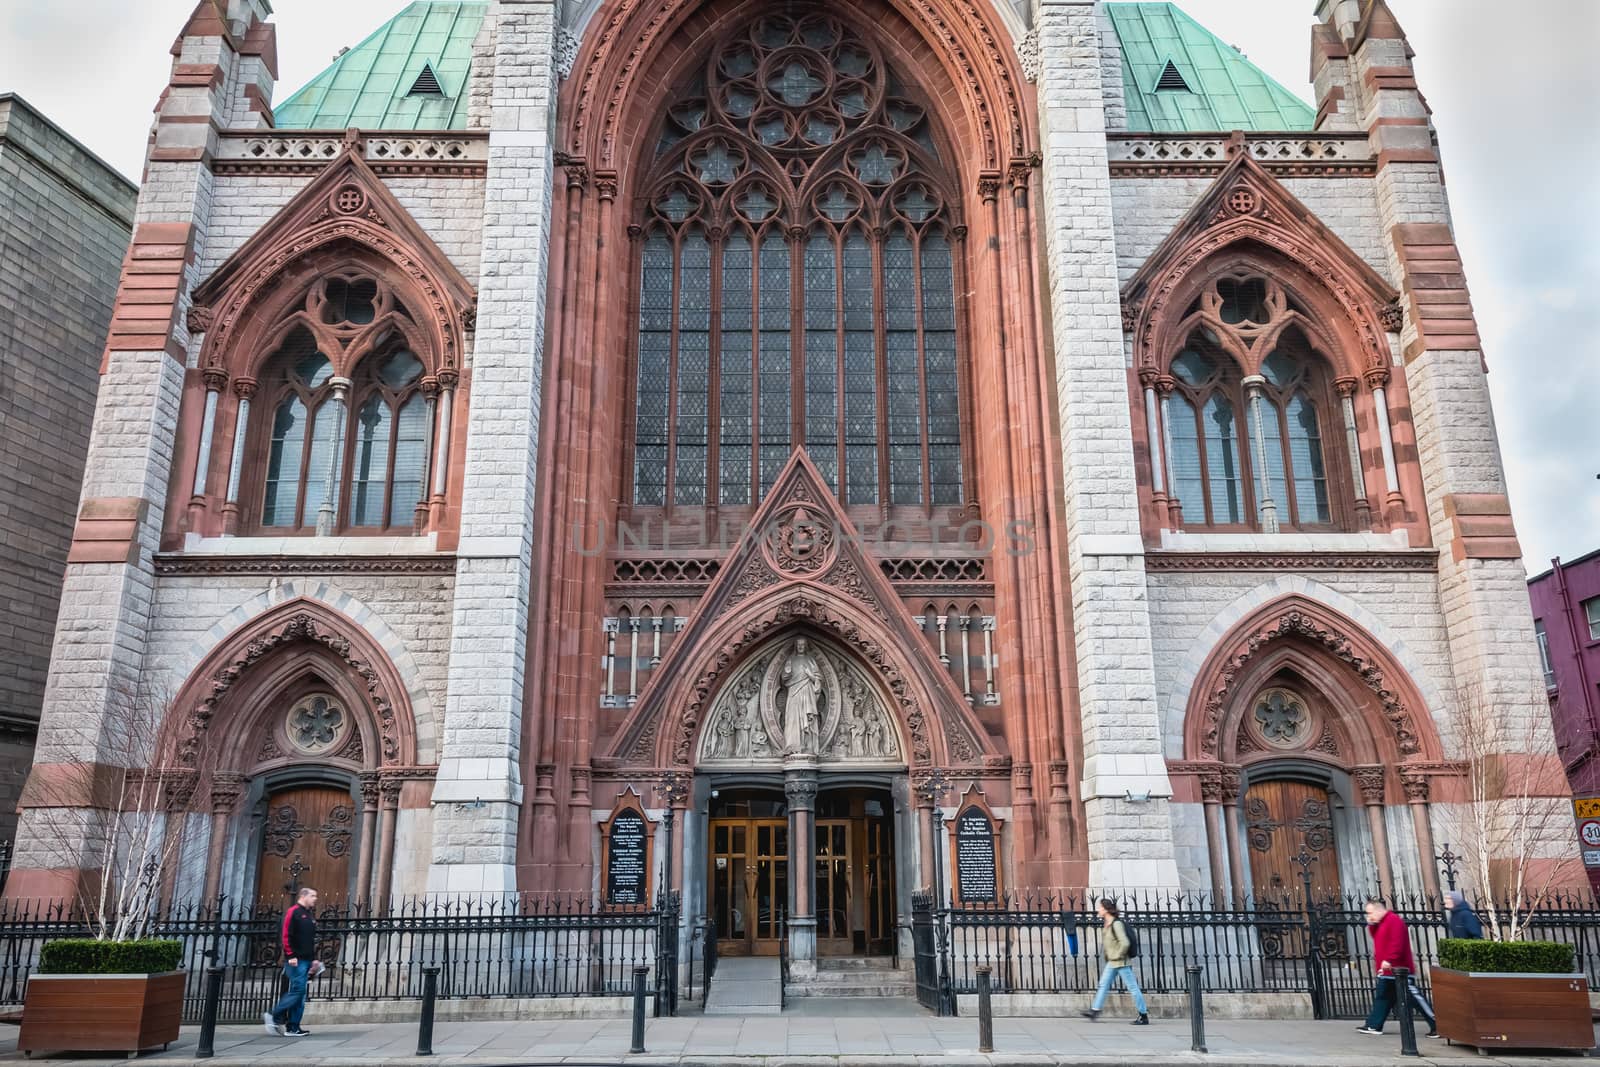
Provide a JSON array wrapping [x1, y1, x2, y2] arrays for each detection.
[[698, 636, 902, 765]]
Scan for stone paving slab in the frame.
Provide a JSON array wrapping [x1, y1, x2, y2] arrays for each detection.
[[0, 1016, 1593, 1066]]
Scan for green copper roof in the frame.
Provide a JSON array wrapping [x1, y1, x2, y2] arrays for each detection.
[[1105, 3, 1316, 133], [274, 2, 487, 130]]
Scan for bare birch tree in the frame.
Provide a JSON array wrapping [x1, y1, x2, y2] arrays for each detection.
[[1444, 683, 1582, 941]]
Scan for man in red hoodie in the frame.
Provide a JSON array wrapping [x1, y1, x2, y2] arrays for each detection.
[[1357, 896, 1436, 1037]]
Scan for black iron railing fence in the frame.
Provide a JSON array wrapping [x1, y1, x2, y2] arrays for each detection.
[[915, 889, 1600, 1020], [0, 892, 680, 1024]]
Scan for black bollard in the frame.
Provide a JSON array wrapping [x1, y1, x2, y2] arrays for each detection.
[[195, 965, 224, 1058], [1393, 967, 1418, 1057], [416, 966, 439, 1056], [1186, 965, 1206, 1054], [976, 966, 994, 1053], [631, 966, 649, 1054]]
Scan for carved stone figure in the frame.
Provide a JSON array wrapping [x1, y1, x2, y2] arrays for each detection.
[[780, 638, 824, 755]]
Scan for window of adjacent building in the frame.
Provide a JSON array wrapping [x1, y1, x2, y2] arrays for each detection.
[[1586, 596, 1600, 642], [629, 13, 964, 509], [1163, 275, 1340, 531], [1534, 619, 1556, 690], [250, 275, 434, 534]]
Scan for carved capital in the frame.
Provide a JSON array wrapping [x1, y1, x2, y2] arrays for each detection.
[[1353, 765, 1387, 805], [1379, 299, 1405, 333], [210, 773, 248, 814], [1363, 366, 1391, 390], [594, 172, 620, 201], [201, 366, 230, 393], [784, 775, 817, 809], [378, 776, 403, 805], [1138, 366, 1162, 390], [1335, 375, 1359, 399], [564, 163, 590, 190], [1121, 301, 1140, 333], [976, 174, 1002, 202], [232, 376, 258, 401], [1199, 769, 1225, 803], [1220, 766, 1243, 804], [1400, 768, 1430, 803], [436, 368, 460, 390], [420, 375, 441, 400], [359, 771, 381, 809]]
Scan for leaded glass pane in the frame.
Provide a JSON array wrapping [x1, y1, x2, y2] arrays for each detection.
[[1167, 394, 1205, 522], [379, 350, 423, 388], [1171, 347, 1215, 386], [1262, 350, 1299, 388], [921, 233, 962, 505], [1217, 277, 1269, 324], [720, 234, 754, 505], [634, 234, 674, 505], [884, 231, 921, 505], [294, 352, 332, 388], [351, 395, 392, 526], [675, 232, 712, 505], [391, 393, 429, 527], [1287, 392, 1329, 524], [758, 235, 791, 494], [300, 398, 342, 526], [1204, 395, 1244, 523], [262, 397, 305, 527], [842, 233, 877, 505], [803, 233, 838, 489], [1254, 397, 1289, 526]]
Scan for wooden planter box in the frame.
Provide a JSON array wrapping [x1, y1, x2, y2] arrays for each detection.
[[17, 971, 184, 1057], [1432, 966, 1594, 1050]]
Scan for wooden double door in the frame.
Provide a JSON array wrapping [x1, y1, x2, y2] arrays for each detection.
[[256, 785, 356, 904], [1244, 779, 1343, 898], [709, 790, 896, 957]]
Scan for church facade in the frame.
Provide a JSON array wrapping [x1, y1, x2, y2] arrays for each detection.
[[11, 0, 1569, 964]]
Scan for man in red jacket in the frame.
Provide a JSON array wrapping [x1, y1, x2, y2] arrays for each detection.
[[1357, 896, 1436, 1037], [264, 887, 318, 1038]]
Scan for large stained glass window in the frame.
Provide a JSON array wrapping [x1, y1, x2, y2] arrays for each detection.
[[631, 12, 965, 508]]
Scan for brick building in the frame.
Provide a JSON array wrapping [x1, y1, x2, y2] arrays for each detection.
[[1530, 551, 1600, 807], [0, 95, 136, 845], [9, 0, 1571, 971]]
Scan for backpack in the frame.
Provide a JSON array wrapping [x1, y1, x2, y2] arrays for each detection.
[[1117, 918, 1140, 960]]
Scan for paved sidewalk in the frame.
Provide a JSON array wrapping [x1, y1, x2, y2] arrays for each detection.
[[1, 1007, 1594, 1066]]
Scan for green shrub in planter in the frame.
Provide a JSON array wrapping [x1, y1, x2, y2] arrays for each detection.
[[1438, 938, 1574, 974], [37, 938, 183, 975]]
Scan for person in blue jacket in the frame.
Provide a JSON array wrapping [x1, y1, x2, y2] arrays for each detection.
[[1445, 891, 1484, 939]]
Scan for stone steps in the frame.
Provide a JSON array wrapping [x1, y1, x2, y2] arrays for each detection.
[[705, 956, 783, 1015], [787, 957, 915, 999]]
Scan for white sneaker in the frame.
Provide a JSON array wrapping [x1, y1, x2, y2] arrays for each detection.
[[1355, 1027, 1383, 1035], [263, 1012, 282, 1036]]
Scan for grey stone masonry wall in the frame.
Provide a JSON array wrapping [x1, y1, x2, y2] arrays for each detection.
[[430, 0, 560, 895], [0, 96, 135, 755], [1036, 0, 1178, 888]]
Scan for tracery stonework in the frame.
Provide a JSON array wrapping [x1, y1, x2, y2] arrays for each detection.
[[697, 636, 903, 765]]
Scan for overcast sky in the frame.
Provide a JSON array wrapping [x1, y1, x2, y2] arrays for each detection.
[[4, 1, 1595, 569]]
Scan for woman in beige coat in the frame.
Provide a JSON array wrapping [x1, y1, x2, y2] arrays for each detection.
[[1080, 898, 1149, 1025]]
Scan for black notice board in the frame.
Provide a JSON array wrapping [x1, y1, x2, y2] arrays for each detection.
[[606, 808, 648, 905], [955, 807, 997, 903]]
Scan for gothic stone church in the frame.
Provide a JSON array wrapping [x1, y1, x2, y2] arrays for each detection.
[[12, 0, 1566, 964]]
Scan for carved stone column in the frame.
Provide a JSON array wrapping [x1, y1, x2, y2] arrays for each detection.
[[1200, 768, 1228, 905], [1221, 767, 1246, 906], [203, 774, 248, 903], [158, 772, 199, 910], [374, 776, 403, 911], [784, 767, 818, 973], [1400, 768, 1440, 899], [1354, 765, 1395, 900], [355, 773, 380, 906]]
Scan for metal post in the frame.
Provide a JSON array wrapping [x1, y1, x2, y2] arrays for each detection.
[[631, 966, 649, 1054], [195, 966, 224, 1058], [976, 966, 994, 1052], [1394, 966, 1418, 1057], [1293, 849, 1326, 1020], [1187, 965, 1207, 1053], [1436, 843, 1461, 893], [416, 966, 439, 1056]]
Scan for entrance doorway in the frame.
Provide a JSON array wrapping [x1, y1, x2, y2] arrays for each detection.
[[1244, 779, 1343, 897], [257, 784, 355, 903], [707, 786, 897, 959], [708, 792, 789, 956]]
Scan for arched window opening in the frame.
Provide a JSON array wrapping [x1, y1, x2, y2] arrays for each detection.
[[630, 12, 966, 510], [246, 273, 438, 535], [1162, 273, 1342, 531]]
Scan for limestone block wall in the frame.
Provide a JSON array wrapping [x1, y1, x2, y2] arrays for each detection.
[[0, 96, 136, 839], [201, 174, 485, 285], [1110, 176, 1392, 285]]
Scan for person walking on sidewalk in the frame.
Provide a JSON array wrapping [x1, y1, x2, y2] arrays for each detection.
[[1080, 898, 1149, 1025], [1444, 891, 1484, 939], [1357, 897, 1437, 1038], [264, 887, 319, 1038]]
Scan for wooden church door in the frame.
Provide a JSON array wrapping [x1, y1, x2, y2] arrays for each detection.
[[256, 785, 356, 904]]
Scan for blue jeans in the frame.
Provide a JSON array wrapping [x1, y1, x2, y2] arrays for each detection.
[[1091, 962, 1148, 1014], [270, 960, 311, 1029], [1364, 976, 1435, 1033]]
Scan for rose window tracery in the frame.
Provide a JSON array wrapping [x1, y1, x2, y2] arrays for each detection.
[[1253, 687, 1309, 748], [633, 10, 964, 510], [286, 693, 350, 755]]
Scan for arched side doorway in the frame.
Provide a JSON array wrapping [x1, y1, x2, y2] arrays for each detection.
[[1179, 596, 1450, 903]]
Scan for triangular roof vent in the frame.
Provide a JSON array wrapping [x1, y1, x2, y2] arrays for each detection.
[[408, 63, 444, 97], [1154, 59, 1192, 92]]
